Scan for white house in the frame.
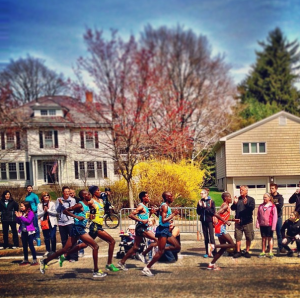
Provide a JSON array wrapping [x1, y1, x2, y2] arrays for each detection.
[[0, 95, 117, 188]]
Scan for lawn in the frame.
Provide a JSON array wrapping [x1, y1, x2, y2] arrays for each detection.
[[208, 187, 223, 206]]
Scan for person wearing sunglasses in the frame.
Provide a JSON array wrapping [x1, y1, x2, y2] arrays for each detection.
[[37, 192, 58, 256]]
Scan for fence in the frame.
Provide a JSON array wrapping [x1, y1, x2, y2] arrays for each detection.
[[118, 204, 296, 237]]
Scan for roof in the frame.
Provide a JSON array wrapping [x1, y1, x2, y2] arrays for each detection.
[[5, 96, 111, 129], [220, 111, 300, 142]]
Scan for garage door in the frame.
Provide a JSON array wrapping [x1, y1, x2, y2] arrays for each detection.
[[274, 177, 300, 203], [233, 178, 268, 204]]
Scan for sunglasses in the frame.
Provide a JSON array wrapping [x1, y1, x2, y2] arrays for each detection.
[[44, 195, 49, 197]]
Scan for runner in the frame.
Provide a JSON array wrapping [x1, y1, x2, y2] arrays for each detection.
[[39, 190, 107, 278], [118, 191, 158, 271], [142, 191, 180, 277], [207, 192, 236, 270]]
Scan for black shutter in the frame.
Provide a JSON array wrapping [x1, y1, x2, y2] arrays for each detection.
[[39, 131, 44, 148], [16, 132, 21, 149], [103, 160, 107, 178], [80, 131, 84, 148], [95, 131, 99, 148], [26, 162, 30, 180], [1, 132, 5, 149], [54, 130, 59, 148], [74, 161, 79, 179]]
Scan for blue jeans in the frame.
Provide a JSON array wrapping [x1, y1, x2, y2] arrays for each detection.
[[42, 225, 57, 252], [276, 217, 283, 250], [33, 213, 40, 239]]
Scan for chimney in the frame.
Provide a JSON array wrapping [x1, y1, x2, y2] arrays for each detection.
[[85, 91, 93, 103]]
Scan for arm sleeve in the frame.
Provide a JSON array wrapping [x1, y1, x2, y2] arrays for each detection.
[[281, 220, 288, 238], [34, 194, 40, 206], [56, 199, 66, 213], [48, 202, 58, 217], [278, 195, 284, 210], [37, 203, 44, 218], [20, 212, 34, 224], [272, 206, 278, 231], [246, 197, 255, 211], [206, 200, 216, 216], [231, 203, 237, 211], [289, 193, 297, 204]]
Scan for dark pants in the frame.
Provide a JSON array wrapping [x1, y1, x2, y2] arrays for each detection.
[[42, 225, 57, 252], [2, 221, 19, 248], [58, 224, 78, 260], [282, 237, 300, 252], [33, 212, 40, 239], [21, 232, 37, 261], [276, 217, 283, 250], [201, 221, 215, 254]]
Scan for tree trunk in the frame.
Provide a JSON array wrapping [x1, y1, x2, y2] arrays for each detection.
[[127, 180, 134, 208]]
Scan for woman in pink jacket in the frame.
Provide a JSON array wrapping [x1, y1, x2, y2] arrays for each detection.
[[15, 201, 38, 266], [256, 193, 278, 259]]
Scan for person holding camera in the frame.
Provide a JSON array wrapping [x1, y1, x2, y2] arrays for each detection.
[[289, 186, 300, 213]]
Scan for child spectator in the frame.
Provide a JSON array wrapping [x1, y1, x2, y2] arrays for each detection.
[[15, 201, 38, 265], [256, 193, 277, 259], [280, 211, 300, 257]]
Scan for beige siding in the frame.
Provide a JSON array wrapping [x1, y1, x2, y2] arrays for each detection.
[[226, 117, 300, 176], [216, 145, 226, 179]]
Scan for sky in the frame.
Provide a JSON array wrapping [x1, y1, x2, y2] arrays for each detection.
[[1, 0, 300, 85]]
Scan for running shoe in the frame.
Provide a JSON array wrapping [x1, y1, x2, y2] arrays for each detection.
[[19, 260, 30, 266], [59, 255, 66, 267], [106, 264, 120, 272], [287, 250, 293, 257], [233, 252, 242, 258], [244, 251, 251, 258], [137, 253, 146, 264], [258, 253, 266, 258], [208, 244, 215, 257], [203, 254, 208, 258], [78, 252, 84, 258], [267, 253, 274, 259], [117, 261, 128, 271], [31, 260, 39, 266], [93, 270, 107, 278], [207, 263, 221, 270], [39, 258, 46, 274], [142, 266, 154, 277]]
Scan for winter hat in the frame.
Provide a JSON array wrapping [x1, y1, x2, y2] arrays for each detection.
[[89, 185, 99, 195]]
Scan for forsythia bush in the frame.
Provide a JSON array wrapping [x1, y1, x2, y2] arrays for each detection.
[[132, 159, 205, 207]]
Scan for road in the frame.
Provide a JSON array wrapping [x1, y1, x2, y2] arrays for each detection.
[[1, 232, 300, 298]]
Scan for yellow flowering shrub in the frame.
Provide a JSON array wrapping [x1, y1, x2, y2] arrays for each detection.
[[132, 159, 205, 207]]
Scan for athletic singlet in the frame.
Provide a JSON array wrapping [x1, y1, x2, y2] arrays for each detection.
[[91, 200, 105, 225], [74, 201, 90, 227], [137, 203, 149, 225], [214, 204, 230, 235], [159, 202, 172, 227]]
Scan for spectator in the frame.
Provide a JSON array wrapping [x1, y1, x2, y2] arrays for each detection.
[[37, 192, 58, 255], [147, 217, 157, 261], [231, 185, 255, 258], [289, 187, 300, 213], [256, 193, 278, 259], [55, 186, 78, 262], [159, 219, 181, 262], [0, 190, 19, 249], [280, 211, 300, 257], [197, 189, 216, 258], [270, 183, 285, 254], [25, 185, 41, 246], [100, 187, 112, 214], [15, 201, 38, 265]]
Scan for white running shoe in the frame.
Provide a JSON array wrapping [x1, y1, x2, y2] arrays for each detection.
[[137, 253, 146, 264], [118, 261, 128, 271], [142, 266, 154, 277], [93, 270, 107, 278]]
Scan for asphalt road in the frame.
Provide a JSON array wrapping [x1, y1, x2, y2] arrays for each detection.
[[1, 233, 300, 298]]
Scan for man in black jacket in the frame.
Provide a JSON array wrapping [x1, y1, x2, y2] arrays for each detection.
[[270, 183, 285, 253], [231, 185, 255, 258], [289, 188, 300, 213], [0, 190, 19, 249]]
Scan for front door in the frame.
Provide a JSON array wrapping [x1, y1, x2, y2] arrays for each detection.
[[44, 162, 58, 183]]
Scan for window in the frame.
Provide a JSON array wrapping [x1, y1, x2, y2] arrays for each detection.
[[242, 142, 266, 154], [80, 131, 99, 149], [9, 163, 17, 179], [0, 132, 21, 150], [41, 109, 56, 116], [74, 161, 108, 180], [39, 131, 58, 148], [0, 162, 27, 180]]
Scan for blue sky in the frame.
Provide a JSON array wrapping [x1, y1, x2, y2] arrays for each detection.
[[1, 0, 299, 84]]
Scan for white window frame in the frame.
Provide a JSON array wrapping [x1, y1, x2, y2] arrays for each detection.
[[76, 161, 108, 180], [242, 142, 266, 154]]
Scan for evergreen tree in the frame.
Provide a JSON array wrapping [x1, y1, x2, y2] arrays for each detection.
[[239, 27, 300, 116]]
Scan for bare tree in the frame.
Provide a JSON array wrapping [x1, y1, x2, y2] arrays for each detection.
[[0, 55, 67, 104]]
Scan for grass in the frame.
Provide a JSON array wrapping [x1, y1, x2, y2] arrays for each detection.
[[208, 187, 223, 206]]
